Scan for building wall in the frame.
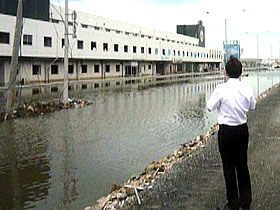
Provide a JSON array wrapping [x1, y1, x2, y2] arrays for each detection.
[[0, 4, 223, 84]]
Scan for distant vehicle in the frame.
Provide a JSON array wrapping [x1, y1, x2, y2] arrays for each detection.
[[272, 64, 280, 69]]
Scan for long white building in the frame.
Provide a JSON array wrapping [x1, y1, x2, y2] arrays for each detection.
[[0, 3, 223, 86]]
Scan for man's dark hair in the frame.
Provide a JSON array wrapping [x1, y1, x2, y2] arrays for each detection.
[[225, 56, 242, 78]]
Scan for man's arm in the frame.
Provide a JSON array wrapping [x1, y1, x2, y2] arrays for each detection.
[[207, 86, 221, 112]]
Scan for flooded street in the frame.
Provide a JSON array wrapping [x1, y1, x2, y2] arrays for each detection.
[[0, 71, 279, 210]]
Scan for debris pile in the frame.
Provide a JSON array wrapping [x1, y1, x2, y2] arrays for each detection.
[[84, 125, 219, 210], [0, 98, 91, 122]]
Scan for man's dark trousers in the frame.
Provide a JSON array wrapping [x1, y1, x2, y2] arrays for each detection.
[[218, 124, 252, 210]]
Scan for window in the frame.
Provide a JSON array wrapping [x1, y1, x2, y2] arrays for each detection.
[[124, 45, 128, 53], [78, 40, 83, 49], [68, 22, 73, 26], [68, 65, 74, 74], [81, 24, 88, 28], [148, 65, 152, 70], [173, 50, 176, 56], [168, 49, 171, 56], [0, 32, 10, 44], [91, 41, 97, 51], [32, 88, 40, 95], [81, 65, 87, 74], [103, 43, 108, 51], [62, 38, 65, 48], [187, 51, 189, 57], [148, 47, 152, 54], [23, 34, 32, 45], [82, 84, 87, 89], [198, 52, 200, 58], [94, 26, 100, 30], [162, 49, 165, 56], [105, 28, 111, 32], [105, 65, 110, 73], [44, 36, 52, 47], [141, 47, 144, 54], [155, 48, 158, 55], [51, 65, 58, 74], [116, 65, 120, 72], [183, 51, 185, 57], [125, 32, 129, 35], [94, 83, 99, 88], [94, 65, 99, 73], [178, 51, 181, 56], [51, 19, 59, 24], [133, 46, 137, 53], [114, 44, 119, 52], [51, 86, 58, 93], [32, 65, 41, 75]]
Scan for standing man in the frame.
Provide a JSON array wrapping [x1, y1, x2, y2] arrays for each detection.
[[207, 56, 256, 210]]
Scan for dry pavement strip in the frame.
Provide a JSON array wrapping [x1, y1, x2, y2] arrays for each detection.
[[122, 85, 280, 210]]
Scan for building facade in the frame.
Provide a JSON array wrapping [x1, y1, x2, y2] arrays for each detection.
[[0, 3, 223, 85]]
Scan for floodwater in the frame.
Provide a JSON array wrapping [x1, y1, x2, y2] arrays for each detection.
[[0, 71, 279, 210]]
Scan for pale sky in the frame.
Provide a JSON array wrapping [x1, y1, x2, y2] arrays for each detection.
[[51, 0, 280, 61]]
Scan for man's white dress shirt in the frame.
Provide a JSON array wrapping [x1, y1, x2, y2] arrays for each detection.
[[207, 78, 256, 126]]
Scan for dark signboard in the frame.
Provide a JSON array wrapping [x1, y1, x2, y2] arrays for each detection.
[[0, 0, 50, 21]]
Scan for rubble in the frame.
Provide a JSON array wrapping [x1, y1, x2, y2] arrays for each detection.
[[86, 124, 219, 210], [0, 98, 91, 122]]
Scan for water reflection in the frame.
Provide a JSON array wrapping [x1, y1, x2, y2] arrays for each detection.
[[0, 122, 50, 209], [0, 71, 279, 210]]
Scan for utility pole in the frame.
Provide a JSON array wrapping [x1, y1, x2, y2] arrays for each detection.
[[225, 19, 228, 43], [5, 0, 23, 116], [63, 0, 69, 105]]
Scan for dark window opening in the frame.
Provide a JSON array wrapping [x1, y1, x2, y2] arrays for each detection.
[[105, 65, 110, 73], [51, 86, 58, 92], [133, 46, 137, 53], [23, 34, 32, 45], [141, 47, 144, 54], [82, 84, 87, 89], [103, 43, 108, 51], [94, 83, 99, 88], [105, 82, 110, 87], [62, 38, 65, 48], [124, 45, 128, 53], [78, 40, 84, 49], [162, 49, 165, 55], [94, 65, 99, 73], [32, 88, 40, 95], [32, 65, 41, 75], [44, 36, 52, 47], [91, 42, 97, 51], [81, 65, 87, 74], [51, 19, 59, 24], [51, 65, 58, 74], [116, 65, 120, 72], [114, 44, 119, 52], [148, 47, 152, 54], [0, 32, 9, 44], [68, 65, 74, 74]]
